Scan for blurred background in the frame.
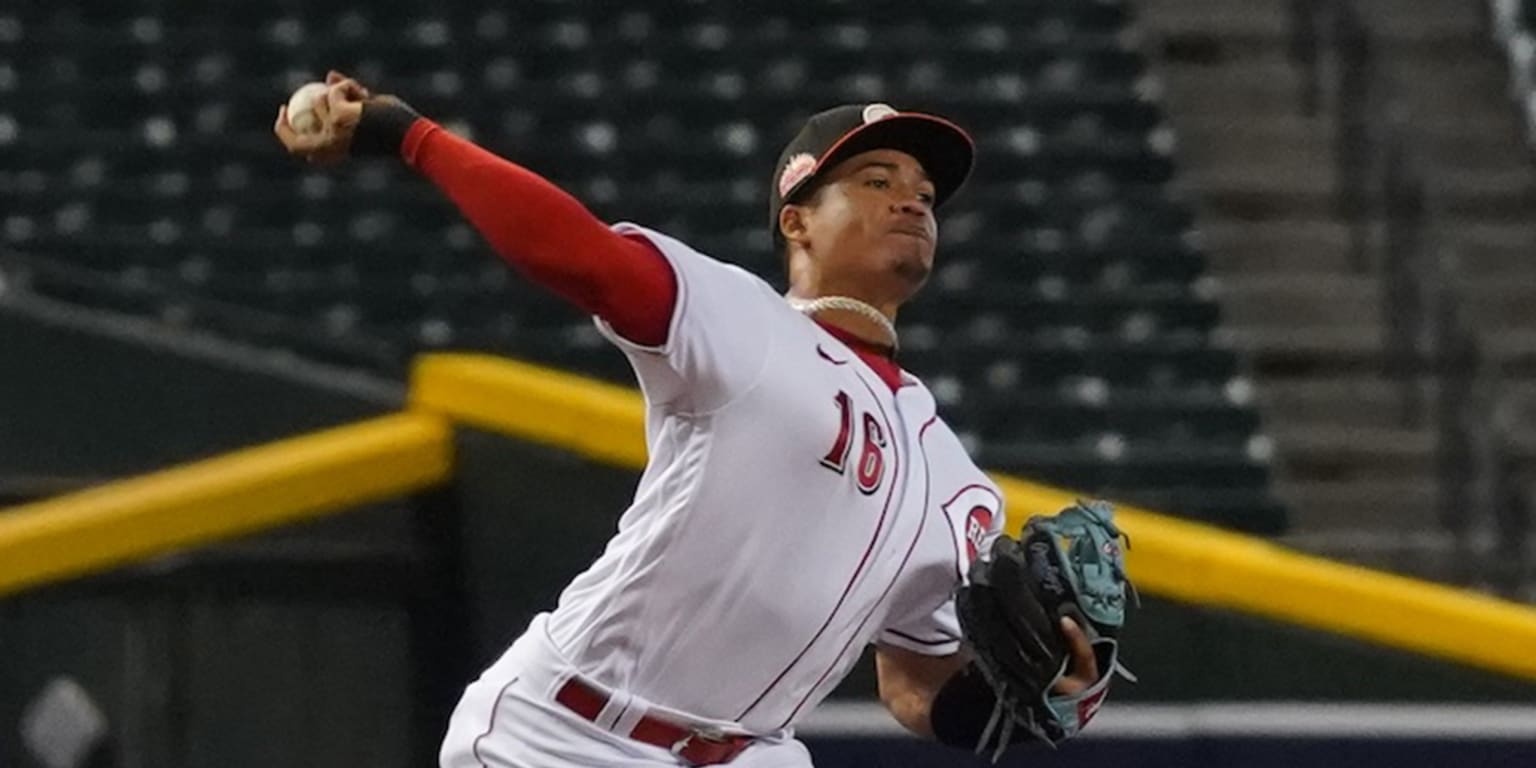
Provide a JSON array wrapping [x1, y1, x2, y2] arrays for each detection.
[[2, 0, 1536, 766]]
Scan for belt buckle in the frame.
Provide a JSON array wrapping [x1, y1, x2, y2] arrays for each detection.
[[670, 726, 729, 759]]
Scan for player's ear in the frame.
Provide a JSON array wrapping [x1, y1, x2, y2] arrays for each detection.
[[779, 204, 810, 246]]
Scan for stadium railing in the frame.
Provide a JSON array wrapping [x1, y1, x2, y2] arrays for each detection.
[[2, 352, 1536, 681]]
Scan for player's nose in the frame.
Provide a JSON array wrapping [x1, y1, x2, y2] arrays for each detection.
[[889, 177, 933, 215], [890, 197, 930, 217]]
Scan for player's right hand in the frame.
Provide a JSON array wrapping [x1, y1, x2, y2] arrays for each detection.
[[274, 70, 369, 166], [1050, 617, 1100, 696]]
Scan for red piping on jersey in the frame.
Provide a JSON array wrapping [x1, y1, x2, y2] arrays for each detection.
[[779, 414, 941, 727], [735, 367, 904, 722], [937, 483, 1004, 582], [402, 118, 677, 346]]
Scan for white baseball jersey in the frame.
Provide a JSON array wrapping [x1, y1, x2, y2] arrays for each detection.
[[440, 222, 1010, 766], [533, 223, 1008, 735]]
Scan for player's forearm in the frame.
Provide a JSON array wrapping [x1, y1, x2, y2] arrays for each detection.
[[884, 689, 938, 738], [874, 644, 969, 739], [355, 102, 676, 345], [402, 120, 640, 297]]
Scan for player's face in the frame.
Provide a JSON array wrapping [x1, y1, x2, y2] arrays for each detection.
[[794, 148, 939, 301]]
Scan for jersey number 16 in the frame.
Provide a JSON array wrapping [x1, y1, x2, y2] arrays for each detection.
[[820, 390, 887, 495]]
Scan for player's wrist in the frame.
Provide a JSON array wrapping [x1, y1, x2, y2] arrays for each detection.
[[352, 96, 423, 159], [931, 663, 1002, 748]]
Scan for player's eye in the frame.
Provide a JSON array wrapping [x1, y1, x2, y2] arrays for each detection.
[[865, 177, 891, 189], [917, 190, 935, 205]]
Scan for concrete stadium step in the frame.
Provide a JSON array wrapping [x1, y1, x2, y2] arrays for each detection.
[[1196, 219, 1357, 274], [1179, 160, 1332, 191], [1486, 329, 1536, 371], [1389, 85, 1511, 117], [1355, 0, 1487, 36], [1147, 24, 1479, 59], [1209, 273, 1380, 329], [1417, 122, 1528, 169], [1256, 376, 1427, 430], [1463, 277, 1536, 330], [1186, 183, 1334, 221], [1435, 166, 1536, 214], [1456, 245, 1536, 277], [1274, 477, 1439, 531], [1216, 325, 1385, 375], [1140, 0, 1484, 51], [1393, 52, 1512, 80], [1451, 222, 1536, 276], [1157, 62, 1306, 115], [1140, 0, 1533, 586], [1498, 380, 1536, 407], [1268, 423, 1437, 481], [1277, 529, 1536, 595], [1494, 383, 1536, 443], [1274, 529, 1466, 584], [1414, 111, 1526, 147], [1146, 29, 1291, 61], [1137, 0, 1290, 39], [1456, 221, 1536, 247], [1172, 115, 1333, 171], [1138, 0, 1481, 47], [1387, 61, 1518, 110], [1154, 46, 1294, 75], [1146, 43, 1311, 119], [1167, 100, 1517, 173], [1186, 166, 1536, 221]]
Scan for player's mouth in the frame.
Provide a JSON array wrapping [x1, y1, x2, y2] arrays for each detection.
[[889, 225, 932, 242]]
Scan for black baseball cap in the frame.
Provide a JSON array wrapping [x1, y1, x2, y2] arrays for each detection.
[[769, 103, 975, 241]]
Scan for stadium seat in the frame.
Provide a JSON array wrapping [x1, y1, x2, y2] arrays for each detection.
[[1, 0, 1281, 531]]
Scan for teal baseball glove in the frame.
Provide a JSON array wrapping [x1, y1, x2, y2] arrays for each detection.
[[954, 499, 1136, 759]]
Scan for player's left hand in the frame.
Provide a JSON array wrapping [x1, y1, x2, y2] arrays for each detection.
[[955, 500, 1134, 754], [1051, 617, 1100, 696]]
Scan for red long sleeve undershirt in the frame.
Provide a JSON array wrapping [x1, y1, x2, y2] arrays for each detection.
[[397, 118, 906, 391], [400, 118, 677, 346]]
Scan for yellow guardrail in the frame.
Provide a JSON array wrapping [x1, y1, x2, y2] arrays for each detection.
[[4, 350, 1535, 682], [0, 412, 452, 596], [994, 477, 1536, 681], [412, 353, 1536, 682], [410, 355, 647, 468]]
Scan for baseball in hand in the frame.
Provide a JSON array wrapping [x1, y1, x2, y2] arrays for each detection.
[[285, 82, 329, 135]]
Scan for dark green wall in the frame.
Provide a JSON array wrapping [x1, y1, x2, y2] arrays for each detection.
[[0, 305, 395, 479], [1, 565, 417, 768], [0, 304, 426, 768]]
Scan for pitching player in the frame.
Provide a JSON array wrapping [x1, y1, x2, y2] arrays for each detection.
[[275, 72, 1101, 767]]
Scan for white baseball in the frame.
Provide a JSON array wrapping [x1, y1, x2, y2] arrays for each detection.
[[285, 82, 329, 135]]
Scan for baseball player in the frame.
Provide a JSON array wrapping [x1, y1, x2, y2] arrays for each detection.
[[275, 72, 1102, 767]]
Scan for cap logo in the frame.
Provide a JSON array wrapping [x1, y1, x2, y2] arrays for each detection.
[[778, 152, 818, 198], [862, 103, 898, 124]]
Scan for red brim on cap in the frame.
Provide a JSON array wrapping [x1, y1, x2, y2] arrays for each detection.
[[787, 113, 975, 209]]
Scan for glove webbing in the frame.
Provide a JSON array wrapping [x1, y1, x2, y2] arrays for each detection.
[[971, 656, 1065, 761]]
